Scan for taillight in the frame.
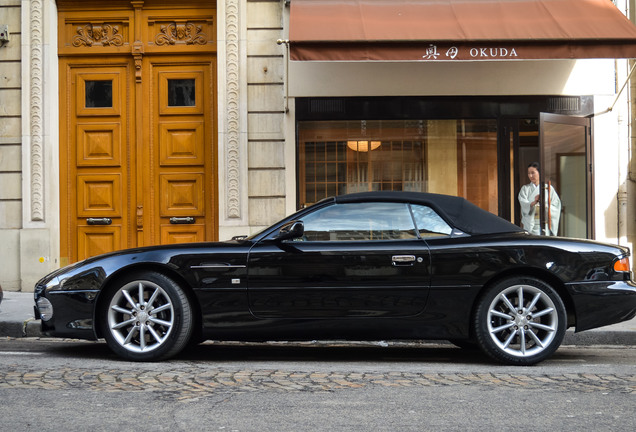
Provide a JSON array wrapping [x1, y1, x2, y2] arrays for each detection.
[[613, 257, 630, 272]]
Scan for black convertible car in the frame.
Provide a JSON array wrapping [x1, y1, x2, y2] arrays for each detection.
[[34, 192, 636, 365]]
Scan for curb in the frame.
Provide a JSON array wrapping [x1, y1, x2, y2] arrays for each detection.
[[563, 328, 636, 346], [0, 318, 42, 339]]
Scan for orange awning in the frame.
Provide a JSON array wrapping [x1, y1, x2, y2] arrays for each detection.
[[289, 0, 636, 61]]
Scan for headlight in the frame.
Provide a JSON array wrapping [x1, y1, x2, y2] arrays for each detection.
[[36, 297, 54, 321], [45, 276, 61, 290]]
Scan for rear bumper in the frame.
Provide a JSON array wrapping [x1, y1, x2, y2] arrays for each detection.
[[566, 280, 636, 332]]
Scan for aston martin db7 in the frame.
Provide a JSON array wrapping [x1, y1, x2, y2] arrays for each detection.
[[34, 192, 636, 365]]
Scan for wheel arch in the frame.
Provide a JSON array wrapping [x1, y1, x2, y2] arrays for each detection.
[[468, 267, 576, 337], [93, 263, 202, 339]]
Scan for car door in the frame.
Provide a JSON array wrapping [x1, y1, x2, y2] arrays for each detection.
[[247, 201, 434, 319]]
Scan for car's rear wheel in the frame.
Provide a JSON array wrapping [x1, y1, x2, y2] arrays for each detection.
[[100, 271, 193, 361], [474, 277, 566, 366]]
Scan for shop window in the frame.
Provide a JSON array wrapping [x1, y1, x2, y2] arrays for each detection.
[[300, 139, 425, 205], [297, 120, 498, 213]]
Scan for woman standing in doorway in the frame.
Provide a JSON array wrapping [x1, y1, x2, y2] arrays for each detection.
[[518, 162, 561, 235]]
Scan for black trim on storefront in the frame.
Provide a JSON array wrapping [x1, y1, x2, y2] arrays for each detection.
[[296, 96, 593, 121]]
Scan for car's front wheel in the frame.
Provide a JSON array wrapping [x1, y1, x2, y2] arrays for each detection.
[[100, 271, 193, 361], [474, 277, 566, 366]]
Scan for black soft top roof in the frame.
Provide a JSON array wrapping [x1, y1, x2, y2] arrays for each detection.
[[333, 191, 524, 235]]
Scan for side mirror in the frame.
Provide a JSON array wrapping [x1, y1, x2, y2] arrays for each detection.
[[275, 220, 304, 241]]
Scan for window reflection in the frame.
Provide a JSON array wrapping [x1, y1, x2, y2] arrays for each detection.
[[168, 79, 196, 107], [410, 205, 452, 237], [300, 202, 418, 241], [85, 80, 113, 108], [542, 121, 587, 238], [298, 119, 498, 214]]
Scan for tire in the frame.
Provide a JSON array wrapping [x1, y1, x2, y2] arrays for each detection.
[[474, 277, 566, 366], [100, 271, 193, 361]]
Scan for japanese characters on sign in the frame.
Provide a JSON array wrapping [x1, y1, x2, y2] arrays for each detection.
[[423, 44, 519, 60]]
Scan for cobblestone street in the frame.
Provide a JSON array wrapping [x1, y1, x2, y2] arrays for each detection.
[[1, 339, 635, 402], [1, 366, 635, 402], [2, 339, 636, 430]]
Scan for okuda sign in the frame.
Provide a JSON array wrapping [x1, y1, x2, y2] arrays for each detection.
[[423, 44, 520, 60]]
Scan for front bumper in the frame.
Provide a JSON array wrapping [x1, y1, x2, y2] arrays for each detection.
[[34, 288, 99, 340]]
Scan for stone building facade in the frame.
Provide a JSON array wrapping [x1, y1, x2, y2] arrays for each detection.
[[0, 0, 635, 292]]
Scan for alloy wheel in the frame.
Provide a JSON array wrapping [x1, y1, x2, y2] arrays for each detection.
[[486, 284, 558, 358], [107, 280, 175, 354]]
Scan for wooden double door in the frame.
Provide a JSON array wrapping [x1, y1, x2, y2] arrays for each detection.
[[60, 55, 217, 264]]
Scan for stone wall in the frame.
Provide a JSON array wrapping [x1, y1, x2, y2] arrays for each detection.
[[0, 0, 59, 292], [246, 0, 287, 228], [0, 0, 22, 290], [628, 2, 636, 255]]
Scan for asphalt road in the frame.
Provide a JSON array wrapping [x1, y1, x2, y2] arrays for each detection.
[[1, 338, 634, 431]]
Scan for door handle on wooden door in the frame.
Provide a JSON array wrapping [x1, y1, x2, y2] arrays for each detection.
[[86, 218, 112, 225], [169, 217, 195, 224]]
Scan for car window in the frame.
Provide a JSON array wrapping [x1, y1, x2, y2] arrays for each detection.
[[300, 202, 418, 241], [410, 204, 452, 237]]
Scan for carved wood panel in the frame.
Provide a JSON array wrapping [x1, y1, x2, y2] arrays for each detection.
[[76, 174, 123, 216], [160, 225, 205, 245], [76, 123, 122, 167], [78, 226, 122, 260], [58, 2, 216, 56], [159, 122, 205, 166]]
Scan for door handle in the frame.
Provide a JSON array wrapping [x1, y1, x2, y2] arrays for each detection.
[[170, 216, 195, 224], [86, 218, 112, 225], [392, 255, 416, 266]]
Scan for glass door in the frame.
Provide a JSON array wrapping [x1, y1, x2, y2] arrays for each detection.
[[539, 113, 592, 238]]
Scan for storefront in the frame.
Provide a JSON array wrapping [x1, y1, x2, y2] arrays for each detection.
[[284, 0, 636, 241], [295, 96, 591, 238]]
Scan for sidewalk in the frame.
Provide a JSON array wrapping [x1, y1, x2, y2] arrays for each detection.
[[1, 291, 635, 345], [0, 291, 42, 338]]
